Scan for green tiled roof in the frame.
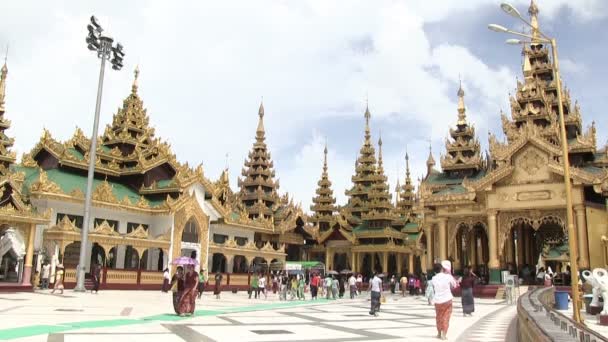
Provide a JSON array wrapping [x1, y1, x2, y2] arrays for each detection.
[[353, 222, 400, 233], [405, 232, 420, 242], [425, 169, 486, 186], [581, 165, 605, 174], [402, 222, 420, 233], [353, 222, 371, 232], [14, 166, 165, 208], [433, 185, 466, 195], [156, 179, 175, 188], [66, 148, 85, 161]]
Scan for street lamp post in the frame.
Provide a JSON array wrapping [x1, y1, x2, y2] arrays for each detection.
[[74, 16, 125, 292], [488, 3, 581, 323]]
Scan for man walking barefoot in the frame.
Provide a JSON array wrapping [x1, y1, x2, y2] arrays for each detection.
[[369, 271, 382, 316]]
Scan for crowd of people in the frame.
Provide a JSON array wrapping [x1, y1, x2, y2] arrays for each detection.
[[34, 257, 480, 340]]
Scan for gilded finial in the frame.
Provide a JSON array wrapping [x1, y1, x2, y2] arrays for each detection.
[[363, 105, 371, 143], [132, 65, 139, 93], [457, 78, 466, 125], [256, 101, 265, 141], [2, 44, 7, 70], [522, 49, 533, 80], [258, 98, 264, 117], [528, 0, 540, 42], [377, 132, 384, 170], [0, 46, 7, 112], [323, 139, 328, 173], [426, 140, 435, 167]]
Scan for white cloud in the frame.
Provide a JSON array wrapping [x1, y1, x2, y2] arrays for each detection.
[[0, 0, 604, 211], [560, 58, 588, 75]]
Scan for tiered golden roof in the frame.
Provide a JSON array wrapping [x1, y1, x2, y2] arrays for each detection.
[[0, 59, 16, 173], [362, 136, 395, 226], [309, 143, 337, 231], [237, 102, 281, 219], [0, 60, 49, 223], [343, 106, 377, 224], [440, 83, 481, 173], [495, 1, 595, 156], [20, 67, 210, 210]]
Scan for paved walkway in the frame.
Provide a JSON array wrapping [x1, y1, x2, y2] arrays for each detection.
[[0, 290, 515, 341], [455, 304, 517, 342]]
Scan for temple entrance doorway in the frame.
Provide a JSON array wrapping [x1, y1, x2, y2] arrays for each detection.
[[90, 243, 105, 271], [333, 253, 348, 271], [505, 216, 567, 285], [455, 223, 488, 278], [211, 253, 226, 273]]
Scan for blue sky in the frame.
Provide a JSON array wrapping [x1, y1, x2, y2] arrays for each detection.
[[0, 0, 606, 211]]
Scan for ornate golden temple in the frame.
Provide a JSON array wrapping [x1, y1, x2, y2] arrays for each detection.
[[0, 0, 607, 290]]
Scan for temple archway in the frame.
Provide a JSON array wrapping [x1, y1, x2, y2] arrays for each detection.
[[107, 247, 117, 269], [504, 217, 566, 284], [211, 253, 226, 273], [361, 253, 372, 278], [233, 255, 248, 273], [124, 246, 139, 270], [388, 253, 397, 276], [62, 242, 80, 268], [90, 243, 105, 271], [333, 252, 348, 271]]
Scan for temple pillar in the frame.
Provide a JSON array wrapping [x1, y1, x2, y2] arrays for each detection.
[[22, 223, 36, 286], [487, 210, 501, 284], [470, 232, 477, 268], [575, 205, 590, 269], [517, 225, 524, 271], [521, 227, 528, 266], [371, 252, 376, 272], [225, 254, 234, 274], [424, 227, 434, 271], [382, 252, 388, 274], [506, 230, 514, 267], [408, 254, 414, 274], [325, 248, 332, 270], [350, 252, 357, 273], [438, 218, 448, 261], [396, 253, 403, 275]]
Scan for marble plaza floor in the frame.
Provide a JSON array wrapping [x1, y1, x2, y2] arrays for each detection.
[[0, 290, 517, 341]]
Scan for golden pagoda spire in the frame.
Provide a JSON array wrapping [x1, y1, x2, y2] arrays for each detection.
[[0, 49, 15, 172], [457, 79, 466, 125], [396, 149, 415, 220], [344, 105, 378, 223], [238, 100, 279, 219], [310, 140, 337, 231], [528, 0, 540, 42], [256, 101, 265, 142]]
